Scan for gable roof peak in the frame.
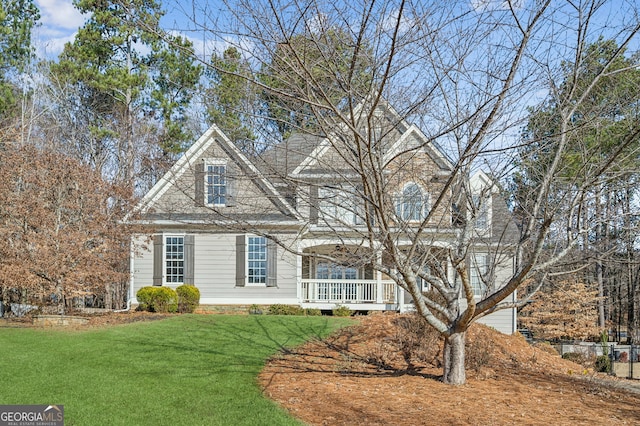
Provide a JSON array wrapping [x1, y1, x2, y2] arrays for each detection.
[[135, 124, 300, 219]]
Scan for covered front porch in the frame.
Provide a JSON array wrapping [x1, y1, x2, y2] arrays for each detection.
[[298, 243, 409, 311]]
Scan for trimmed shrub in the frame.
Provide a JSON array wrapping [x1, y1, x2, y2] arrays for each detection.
[[304, 308, 322, 316], [249, 304, 263, 315], [176, 284, 200, 313], [136, 286, 178, 313], [151, 287, 178, 313], [136, 286, 155, 312], [332, 305, 352, 317], [268, 304, 304, 315]]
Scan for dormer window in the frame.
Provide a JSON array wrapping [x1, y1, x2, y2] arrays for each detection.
[[472, 194, 491, 230], [205, 160, 226, 206], [396, 183, 429, 221]]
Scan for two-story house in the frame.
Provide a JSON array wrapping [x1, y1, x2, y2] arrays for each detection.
[[130, 102, 519, 334]]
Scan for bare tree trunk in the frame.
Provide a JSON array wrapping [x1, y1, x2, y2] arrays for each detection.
[[443, 332, 466, 385], [625, 185, 637, 344], [633, 268, 640, 344], [104, 282, 113, 310], [55, 281, 65, 315], [595, 185, 606, 328]]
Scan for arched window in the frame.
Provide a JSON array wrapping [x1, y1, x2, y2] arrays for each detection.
[[396, 183, 428, 221]]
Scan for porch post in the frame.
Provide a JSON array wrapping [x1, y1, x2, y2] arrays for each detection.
[[296, 242, 302, 303], [376, 250, 383, 304], [398, 286, 405, 312]]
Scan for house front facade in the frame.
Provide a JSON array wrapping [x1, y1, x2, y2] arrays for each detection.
[[130, 104, 519, 334]]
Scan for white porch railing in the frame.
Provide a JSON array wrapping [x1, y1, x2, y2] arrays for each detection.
[[301, 279, 397, 304]]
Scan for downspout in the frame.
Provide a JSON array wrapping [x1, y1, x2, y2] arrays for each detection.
[[114, 236, 135, 312]]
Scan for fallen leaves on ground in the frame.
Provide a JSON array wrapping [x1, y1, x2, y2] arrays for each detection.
[[259, 312, 640, 426]]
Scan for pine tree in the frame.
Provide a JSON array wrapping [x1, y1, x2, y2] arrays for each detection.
[[0, 0, 39, 120], [50, 0, 202, 187]]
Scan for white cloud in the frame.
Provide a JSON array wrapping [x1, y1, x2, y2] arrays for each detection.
[[36, 0, 87, 30], [34, 28, 77, 58], [471, 0, 524, 12], [34, 0, 87, 57]]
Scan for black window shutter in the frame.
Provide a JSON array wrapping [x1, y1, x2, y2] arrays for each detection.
[[226, 163, 236, 207], [184, 234, 195, 284], [266, 238, 278, 287], [195, 162, 205, 207], [309, 185, 319, 224], [153, 234, 163, 286], [235, 235, 246, 287]]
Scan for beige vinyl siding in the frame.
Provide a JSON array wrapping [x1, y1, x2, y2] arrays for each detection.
[[477, 308, 516, 335], [476, 248, 516, 334], [455, 248, 516, 335], [131, 232, 298, 304], [198, 233, 297, 300], [131, 234, 154, 291], [194, 233, 236, 297]]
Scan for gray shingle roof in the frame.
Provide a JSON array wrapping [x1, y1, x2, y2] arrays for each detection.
[[253, 132, 325, 181]]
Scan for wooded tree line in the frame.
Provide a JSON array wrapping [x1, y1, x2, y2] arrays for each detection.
[[0, 0, 639, 356], [515, 38, 640, 342], [0, 0, 371, 313]]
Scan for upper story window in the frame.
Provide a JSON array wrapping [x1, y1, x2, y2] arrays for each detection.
[[473, 194, 490, 230], [318, 187, 362, 225], [396, 183, 428, 222], [206, 161, 226, 206]]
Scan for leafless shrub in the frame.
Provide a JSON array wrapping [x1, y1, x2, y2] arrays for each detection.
[[465, 335, 495, 373], [392, 313, 442, 368]]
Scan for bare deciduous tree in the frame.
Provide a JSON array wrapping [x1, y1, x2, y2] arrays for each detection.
[[0, 144, 133, 314], [159, 0, 640, 384], [520, 280, 602, 341]]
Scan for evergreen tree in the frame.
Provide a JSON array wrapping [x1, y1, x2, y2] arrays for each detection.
[[259, 26, 373, 139], [0, 0, 39, 120], [50, 0, 202, 187], [513, 39, 640, 333], [206, 47, 257, 152]]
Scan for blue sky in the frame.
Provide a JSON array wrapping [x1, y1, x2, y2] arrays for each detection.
[[33, 0, 87, 57], [34, 0, 637, 61], [33, 0, 224, 60]]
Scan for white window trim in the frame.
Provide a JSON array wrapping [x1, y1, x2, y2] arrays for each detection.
[[164, 233, 186, 286], [203, 158, 228, 207], [318, 186, 363, 226], [470, 254, 489, 298], [472, 193, 492, 231], [416, 265, 432, 292], [246, 235, 267, 287], [396, 182, 430, 223]]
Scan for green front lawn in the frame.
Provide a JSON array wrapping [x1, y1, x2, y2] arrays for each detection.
[[0, 314, 350, 425]]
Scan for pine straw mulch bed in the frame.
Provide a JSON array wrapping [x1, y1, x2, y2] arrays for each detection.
[[259, 312, 640, 426]]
